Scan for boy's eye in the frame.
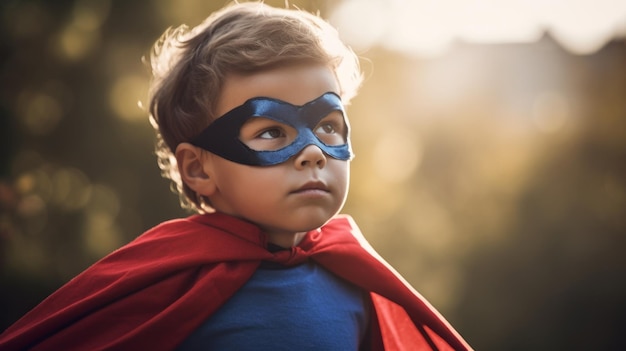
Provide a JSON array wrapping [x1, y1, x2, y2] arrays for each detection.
[[314, 113, 347, 146], [315, 123, 336, 135], [240, 117, 296, 151], [258, 128, 286, 139]]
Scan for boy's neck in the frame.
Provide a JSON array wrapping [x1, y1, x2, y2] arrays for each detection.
[[266, 231, 307, 248]]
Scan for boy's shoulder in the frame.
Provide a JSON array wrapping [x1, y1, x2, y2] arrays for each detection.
[[134, 213, 263, 247]]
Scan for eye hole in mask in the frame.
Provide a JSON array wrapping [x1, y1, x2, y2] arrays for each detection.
[[189, 92, 354, 166], [240, 111, 347, 151]]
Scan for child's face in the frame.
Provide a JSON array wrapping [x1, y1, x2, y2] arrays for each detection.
[[205, 64, 350, 242]]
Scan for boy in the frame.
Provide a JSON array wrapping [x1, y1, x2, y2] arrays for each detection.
[[0, 2, 472, 350]]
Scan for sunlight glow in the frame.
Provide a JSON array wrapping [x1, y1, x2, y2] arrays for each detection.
[[372, 129, 423, 183], [330, 0, 626, 55], [330, 0, 389, 51], [532, 91, 571, 133]]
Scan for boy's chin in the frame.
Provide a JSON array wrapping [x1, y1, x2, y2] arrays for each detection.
[[296, 211, 341, 231]]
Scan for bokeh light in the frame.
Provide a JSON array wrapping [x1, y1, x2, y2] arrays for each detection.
[[109, 74, 149, 121]]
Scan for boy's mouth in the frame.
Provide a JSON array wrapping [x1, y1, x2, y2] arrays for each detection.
[[291, 180, 330, 194]]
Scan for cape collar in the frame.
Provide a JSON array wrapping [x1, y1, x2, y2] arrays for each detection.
[[187, 212, 318, 266]]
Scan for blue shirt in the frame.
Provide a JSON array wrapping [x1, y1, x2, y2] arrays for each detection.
[[177, 260, 370, 350]]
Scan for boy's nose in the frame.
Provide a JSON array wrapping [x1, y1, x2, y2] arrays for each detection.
[[294, 144, 327, 169]]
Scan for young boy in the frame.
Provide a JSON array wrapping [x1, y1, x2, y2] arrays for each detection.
[[0, 2, 472, 350]]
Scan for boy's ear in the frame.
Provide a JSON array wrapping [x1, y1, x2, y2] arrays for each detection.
[[175, 143, 217, 196]]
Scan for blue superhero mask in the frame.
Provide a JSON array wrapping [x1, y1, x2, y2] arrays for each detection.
[[189, 92, 353, 166]]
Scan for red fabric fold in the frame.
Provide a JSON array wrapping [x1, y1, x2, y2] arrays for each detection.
[[0, 213, 472, 350]]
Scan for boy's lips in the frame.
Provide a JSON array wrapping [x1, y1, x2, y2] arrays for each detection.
[[291, 180, 330, 194]]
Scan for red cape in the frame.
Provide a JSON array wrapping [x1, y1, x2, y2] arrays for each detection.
[[0, 213, 472, 350]]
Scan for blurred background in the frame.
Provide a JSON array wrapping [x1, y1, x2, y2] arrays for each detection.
[[1, 0, 624, 350]]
